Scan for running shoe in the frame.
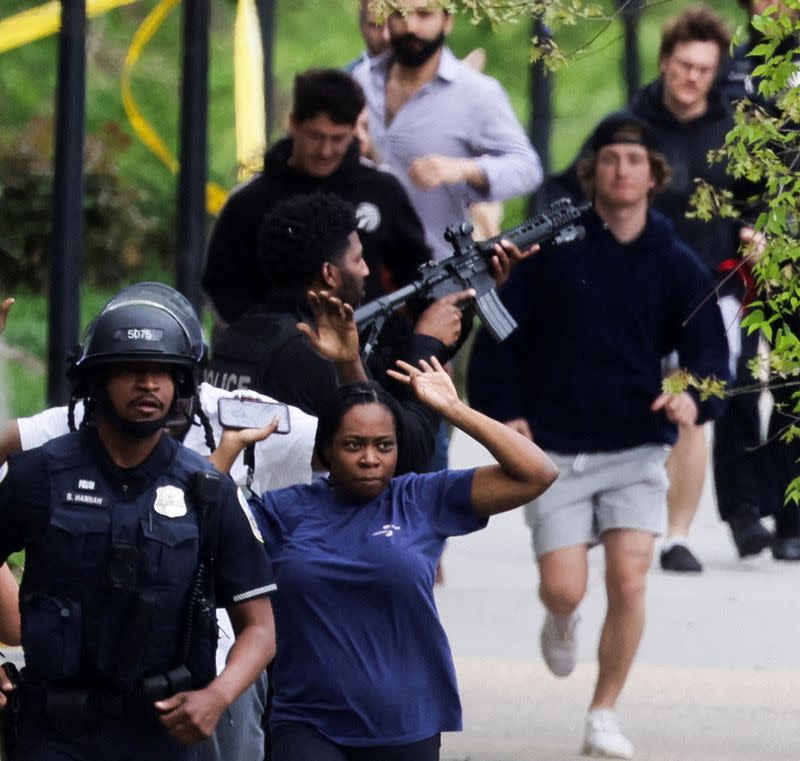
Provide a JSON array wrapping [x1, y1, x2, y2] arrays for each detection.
[[539, 611, 580, 677], [582, 709, 634, 759]]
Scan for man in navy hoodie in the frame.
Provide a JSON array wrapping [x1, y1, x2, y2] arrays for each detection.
[[468, 113, 729, 759], [540, 6, 774, 570]]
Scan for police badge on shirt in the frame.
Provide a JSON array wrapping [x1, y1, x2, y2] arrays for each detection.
[[153, 485, 188, 518]]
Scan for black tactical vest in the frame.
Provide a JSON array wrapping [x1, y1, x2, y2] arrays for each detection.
[[20, 432, 216, 689], [205, 310, 301, 393]]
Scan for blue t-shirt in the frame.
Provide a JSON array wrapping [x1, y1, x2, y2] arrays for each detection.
[[251, 468, 485, 746]]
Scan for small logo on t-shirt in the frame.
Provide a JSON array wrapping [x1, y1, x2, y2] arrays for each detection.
[[372, 524, 401, 538]]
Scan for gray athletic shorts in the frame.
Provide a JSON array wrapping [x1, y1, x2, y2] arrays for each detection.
[[523, 444, 670, 558]]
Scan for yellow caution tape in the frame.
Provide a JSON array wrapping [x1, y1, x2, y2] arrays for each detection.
[[121, 0, 228, 215], [234, 0, 266, 182], [0, 0, 136, 55]]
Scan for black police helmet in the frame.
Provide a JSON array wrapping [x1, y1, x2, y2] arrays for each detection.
[[69, 282, 205, 399]]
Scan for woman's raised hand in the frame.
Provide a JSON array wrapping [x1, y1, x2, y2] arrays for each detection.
[[387, 356, 460, 414], [297, 290, 360, 364]]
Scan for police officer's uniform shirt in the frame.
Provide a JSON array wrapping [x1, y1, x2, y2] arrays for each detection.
[[0, 429, 275, 680], [250, 468, 485, 746]]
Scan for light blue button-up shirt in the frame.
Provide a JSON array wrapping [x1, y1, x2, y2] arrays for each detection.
[[353, 47, 543, 260]]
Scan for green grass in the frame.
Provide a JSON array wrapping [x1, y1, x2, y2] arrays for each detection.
[[0, 0, 749, 418]]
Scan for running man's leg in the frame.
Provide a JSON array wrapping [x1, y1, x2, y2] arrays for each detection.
[[538, 545, 588, 617], [591, 528, 655, 710], [661, 423, 706, 571], [665, 424, 706, 538]]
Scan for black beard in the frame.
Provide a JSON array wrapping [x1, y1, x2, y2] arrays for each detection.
[[391, 32, 445, 68], [96, 390, 171, 439]]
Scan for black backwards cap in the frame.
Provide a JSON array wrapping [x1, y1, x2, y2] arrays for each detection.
[[589, 112, 660, 153]]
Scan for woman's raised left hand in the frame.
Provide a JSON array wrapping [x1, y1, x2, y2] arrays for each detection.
[[387, 356, 460, 414]]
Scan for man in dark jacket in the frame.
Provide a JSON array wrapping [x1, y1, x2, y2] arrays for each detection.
[[202, 68, 431, 325], [205, 193, 480, 476], [468, 114, 729, 759]]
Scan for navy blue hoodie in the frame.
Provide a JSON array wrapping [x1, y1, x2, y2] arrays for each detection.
[[467, 208, 730, 453], [631, 78, 747, 277]]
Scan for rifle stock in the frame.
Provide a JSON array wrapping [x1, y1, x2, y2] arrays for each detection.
[[355, 199, 590, 358]]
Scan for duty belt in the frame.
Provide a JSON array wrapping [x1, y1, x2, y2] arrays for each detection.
[[19, 680, 154, 733]]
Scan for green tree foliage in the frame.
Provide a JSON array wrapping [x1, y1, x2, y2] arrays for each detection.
[[0, 117, 167, 291], [689, 1, 800, 501]]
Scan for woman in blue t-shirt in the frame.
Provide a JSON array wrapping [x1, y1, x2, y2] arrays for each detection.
[[216, 356, 558, 761]]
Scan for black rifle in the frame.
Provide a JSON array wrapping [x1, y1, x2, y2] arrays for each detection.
[[355, 198, 590, 360]]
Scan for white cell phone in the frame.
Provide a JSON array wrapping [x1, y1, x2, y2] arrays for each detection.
[[217, 398, 291, 434]]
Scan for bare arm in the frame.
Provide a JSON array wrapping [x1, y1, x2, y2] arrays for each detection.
[[0, 563, 20, 647], [154, 596, 275, 745], [0, 421, 22, 466], [503, 418, 533, 440], [207, 420, 279, 476], [388, 357, 558, 517], [0, 416, 23, 651], [0, 298, 14, 335]]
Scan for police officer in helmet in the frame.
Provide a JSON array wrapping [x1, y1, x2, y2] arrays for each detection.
[[0, 283, 276, 761]]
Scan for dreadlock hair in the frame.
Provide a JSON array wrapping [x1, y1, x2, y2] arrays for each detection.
[[258, 192, 357, 302], [67, 397, 80, 432], [196, 405, 217, 453], [67, 393, 97, 432], [314, 381, 403, 471]]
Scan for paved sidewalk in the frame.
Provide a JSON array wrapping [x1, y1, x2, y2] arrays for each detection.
[[437, 430, 800, 760]]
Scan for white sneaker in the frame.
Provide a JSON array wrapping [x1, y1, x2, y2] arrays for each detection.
[[582, 709, 634, 759], [539, 611, 580, 677]]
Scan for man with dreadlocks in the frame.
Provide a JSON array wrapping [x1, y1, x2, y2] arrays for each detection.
[[0, 283, 276, 761]]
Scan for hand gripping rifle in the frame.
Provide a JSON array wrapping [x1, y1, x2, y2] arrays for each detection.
[[355, 198, 590, 360]]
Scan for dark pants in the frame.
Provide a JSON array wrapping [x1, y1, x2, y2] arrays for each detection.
[[270, 723, 440, 761], [12, 718, 197, 761], [713, 325, 800, 534]]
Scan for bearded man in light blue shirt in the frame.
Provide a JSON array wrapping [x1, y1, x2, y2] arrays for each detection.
[[352, 0, 543, 261]]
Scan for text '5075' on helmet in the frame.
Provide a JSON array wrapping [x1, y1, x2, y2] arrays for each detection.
[[68, 282, 206, 399]]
